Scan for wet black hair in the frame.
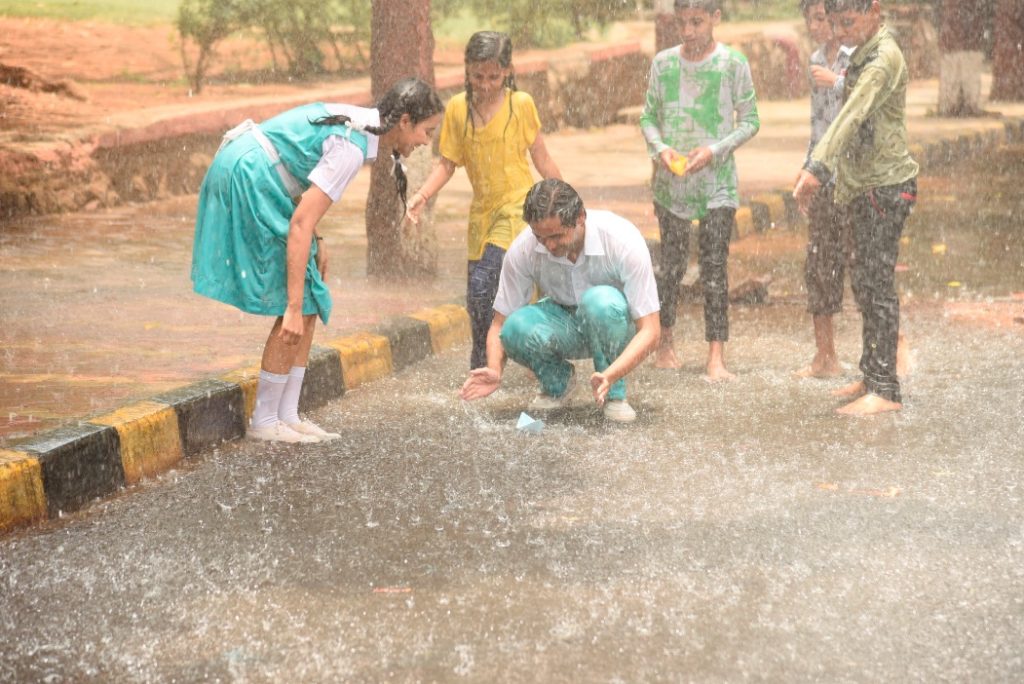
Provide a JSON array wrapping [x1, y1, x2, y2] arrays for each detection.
[[523, 179, 585, 228], [800, 0, 824, 13], [824, 0, 874, 12], [463, 31, 518, 139], [674, 0, 722, 12], [311, 77, 443, 206]]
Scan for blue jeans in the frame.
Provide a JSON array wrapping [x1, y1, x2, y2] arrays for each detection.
[[499, 286, 636, 401], [467, 244, 506, 369]]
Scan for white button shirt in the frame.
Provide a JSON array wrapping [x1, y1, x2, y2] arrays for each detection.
[[307, 104, 381, 202], [493, 209, 660, 321]]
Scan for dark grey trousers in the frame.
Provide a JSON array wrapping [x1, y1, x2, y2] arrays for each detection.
[[806, 184, 853, 316], [847, 178, 917, 403], [655, 204, 734, 342]]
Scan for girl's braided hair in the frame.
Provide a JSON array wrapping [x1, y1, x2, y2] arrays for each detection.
[[310, 77, 443, 206], [463, 31, 518, 139]]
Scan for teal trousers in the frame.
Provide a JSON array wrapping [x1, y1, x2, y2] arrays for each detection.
[[499, 286, 635, 401]]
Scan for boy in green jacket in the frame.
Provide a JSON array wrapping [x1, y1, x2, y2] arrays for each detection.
[[794, 0, 918, 415]]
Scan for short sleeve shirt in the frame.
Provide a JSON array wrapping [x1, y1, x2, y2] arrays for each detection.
[[493, 209, 660, 321], [307, 104, 380, 202], [439, 89, 541, 260]]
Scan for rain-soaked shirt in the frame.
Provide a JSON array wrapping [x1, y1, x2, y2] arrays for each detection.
[[439, 89, 541, 260], [493, 209, 660, 321], [807, 26, 919, 205], [805, 44, 853, 167], [639, 43, 760, 220]]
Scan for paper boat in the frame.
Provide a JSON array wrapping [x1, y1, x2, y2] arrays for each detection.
[[516, 412, 545, 433]]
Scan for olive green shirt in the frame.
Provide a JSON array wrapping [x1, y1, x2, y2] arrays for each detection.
[[808, 26, 918, 205]]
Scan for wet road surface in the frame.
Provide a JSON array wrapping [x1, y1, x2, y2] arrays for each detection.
[[2, 286, 1023, 681], [3, 143, 1024, 683]]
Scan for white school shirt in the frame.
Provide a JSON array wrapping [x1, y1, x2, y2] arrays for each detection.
[[307, 104, 381, 202], [493, 209, 660, 321]]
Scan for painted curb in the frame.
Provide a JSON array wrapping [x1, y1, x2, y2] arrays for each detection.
[[2, 115, 1018, 535], [0, 304, 475, 534]]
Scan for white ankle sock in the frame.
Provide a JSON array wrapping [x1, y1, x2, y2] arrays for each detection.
[[278, 366, 306, 425], [251, 370, 289, 429]]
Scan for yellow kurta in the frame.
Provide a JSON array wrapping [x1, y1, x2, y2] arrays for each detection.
[[439, 89, 541, 260]]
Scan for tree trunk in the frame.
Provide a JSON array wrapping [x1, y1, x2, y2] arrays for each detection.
[[991, 0, 1024, 101], [937, 0, 985, 115], [654, 0, 676, 54], [366, 0, 437, 279]]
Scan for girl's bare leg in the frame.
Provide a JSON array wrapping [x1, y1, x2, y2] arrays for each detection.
[[262, 314, 317, 374]]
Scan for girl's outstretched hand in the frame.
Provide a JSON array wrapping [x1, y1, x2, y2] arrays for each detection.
[[404, 192, 428, 226]]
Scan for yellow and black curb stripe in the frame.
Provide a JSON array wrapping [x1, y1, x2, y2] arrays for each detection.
[[0, 303, 470, 535], [4, 117, 1020, 535]]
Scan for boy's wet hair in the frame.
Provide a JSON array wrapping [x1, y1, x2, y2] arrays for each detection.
[[463, 31, 518, 138], [523, 179, 585, 228], [674, 0, 722, 12], [824, 0, 873, 12], [800, 0, 824, 13]]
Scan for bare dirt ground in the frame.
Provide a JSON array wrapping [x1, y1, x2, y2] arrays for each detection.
[[0, 17, 364, 140], [0, 16, 788, 144]]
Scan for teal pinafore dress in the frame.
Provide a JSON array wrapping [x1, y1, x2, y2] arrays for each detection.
[[191, 103, 369, 324]]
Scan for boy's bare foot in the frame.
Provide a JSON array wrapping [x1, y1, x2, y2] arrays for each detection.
[[704, 341, 734, 382], [831, 380, 866, 398], [793, 355, 842, 378], [654, 332, 682, 369], [797, 315, 841, 378], [703, 365, 736, 383], [654, 344, 682, 369], [836, 393, 902, 416]]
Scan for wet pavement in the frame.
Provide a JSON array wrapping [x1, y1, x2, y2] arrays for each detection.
[[2, 140, 1023, 680], [2, 73, 1023, 441], [2, 300, 1022, 680]]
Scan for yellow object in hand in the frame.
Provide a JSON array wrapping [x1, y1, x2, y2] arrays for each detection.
[[668, 156, 688, 176]]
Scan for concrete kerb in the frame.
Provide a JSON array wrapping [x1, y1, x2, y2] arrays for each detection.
[[2, 116, 1020, 536], [0, 302, 470, 535]]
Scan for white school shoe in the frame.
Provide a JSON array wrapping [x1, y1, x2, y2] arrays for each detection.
[[602, 399, 637, 423], [528, 368, 577, 412], [247, 421, 320, 444], [286, 419, 341, 441]]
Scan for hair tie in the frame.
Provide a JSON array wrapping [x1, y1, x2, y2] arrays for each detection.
[[344, 119, 368, 133], [391, 152, 406, 177]]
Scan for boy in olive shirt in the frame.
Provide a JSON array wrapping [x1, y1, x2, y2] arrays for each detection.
[[794, 0, 918, 415]]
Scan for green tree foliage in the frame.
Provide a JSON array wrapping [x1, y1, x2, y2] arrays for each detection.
[[177, 0, 241, 93], [177, 0, 372, 91], [461, 0, 637, 47], [238, 0, 371, 77]]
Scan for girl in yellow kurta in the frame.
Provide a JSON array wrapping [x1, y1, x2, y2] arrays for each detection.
[[406, 31, 561, 369]]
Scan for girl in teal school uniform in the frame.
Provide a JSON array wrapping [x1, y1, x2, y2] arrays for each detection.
[[191, 78, 444, 443]]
